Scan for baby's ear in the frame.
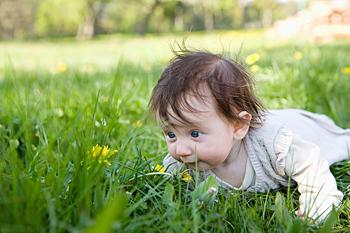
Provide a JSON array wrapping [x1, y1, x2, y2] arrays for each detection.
[[232, 111, 252, 140]]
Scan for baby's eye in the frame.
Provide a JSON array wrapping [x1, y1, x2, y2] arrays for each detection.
[[191, 130, 201, 138], [167, 131, 176, 139]]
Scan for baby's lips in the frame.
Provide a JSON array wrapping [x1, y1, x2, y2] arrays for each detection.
[[180, 157, 197, 164], [185, 162, 196, 167]]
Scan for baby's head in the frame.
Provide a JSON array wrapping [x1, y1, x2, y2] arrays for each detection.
[[149, 48, 264, 170]]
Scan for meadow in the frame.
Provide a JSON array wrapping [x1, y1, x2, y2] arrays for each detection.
[[0, 31, 350, 232]]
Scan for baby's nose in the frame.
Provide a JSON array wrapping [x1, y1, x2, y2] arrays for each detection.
[[175, 141, 192, 157]]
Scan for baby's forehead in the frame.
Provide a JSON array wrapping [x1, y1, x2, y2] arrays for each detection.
[[159, 98, 218, 128], [155, 84, 224, 126], [171, 94, 213, 114]]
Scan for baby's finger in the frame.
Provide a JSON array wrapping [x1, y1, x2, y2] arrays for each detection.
[[295, 210, 305, 220]]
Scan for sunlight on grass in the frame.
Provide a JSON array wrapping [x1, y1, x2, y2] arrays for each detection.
[[0, 30, 304, 71]]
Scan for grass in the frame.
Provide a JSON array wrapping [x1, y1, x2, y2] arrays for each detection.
[[0, 30, 280, 71], [0, 31, 350, 232]]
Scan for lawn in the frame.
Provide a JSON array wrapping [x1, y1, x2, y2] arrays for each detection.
[[0, 31, 350, 232]]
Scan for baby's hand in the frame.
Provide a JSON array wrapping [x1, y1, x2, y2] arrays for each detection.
[[295, 209, 305, 220]]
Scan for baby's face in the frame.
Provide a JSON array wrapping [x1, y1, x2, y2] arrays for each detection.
[[160, 94, 237, 171]]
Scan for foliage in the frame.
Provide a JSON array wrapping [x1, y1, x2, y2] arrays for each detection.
[[0, 0, 300, 39], [35, 0, 84, 37], [0, 0, 38, 39]]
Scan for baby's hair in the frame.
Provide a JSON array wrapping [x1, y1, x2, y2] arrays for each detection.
[[149, 46, 265, 128]]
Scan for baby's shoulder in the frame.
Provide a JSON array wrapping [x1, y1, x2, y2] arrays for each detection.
[[250, 110, 291, 136], [248, 111, 295, 152], [266, 108, 306, 122]]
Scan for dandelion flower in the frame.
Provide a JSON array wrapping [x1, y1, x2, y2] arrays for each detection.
[[250, 65, 260, 73], [56, 62, 68, 73], [91, 144, 103, 158], [155, 164, 165, 173], [294, 51, 303, 60], [342, 67, 350, 75], [89, 144, 118, 166], [50, 62, 68, 74], [101, 146, 110, 157], [133, 120, 142, 128], [245, 53, 260, 65], [181, 171, 192, 182]]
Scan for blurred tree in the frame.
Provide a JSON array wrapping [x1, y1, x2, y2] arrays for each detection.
[[172, 1, 185, 31], [35, 0, 83, 37], [0, 0, 38, 40], [215, 0, 243, 29], [199, 0, 242, 30], [255, 0, 279, 28], [102, 1, 139, 33], [0, 0, 300, 40], [162, 0, 185, 31], [148, 0, 186, 33], [239, 0, 261, 28], [136, 0, 162, 35], [76, 0, 113, 40]]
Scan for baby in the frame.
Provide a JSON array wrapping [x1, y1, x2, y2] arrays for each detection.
[[149, 48, 349, 222]]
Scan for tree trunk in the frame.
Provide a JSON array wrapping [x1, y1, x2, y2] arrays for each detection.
[[262, 8, 273, 28], [243, 5, 249, 29], [174, 5, 184, 31], [76, 1, 96, 40], [0, 0, 38, 40], [137, 0, 161, 36], [204, 10, 214, 31]]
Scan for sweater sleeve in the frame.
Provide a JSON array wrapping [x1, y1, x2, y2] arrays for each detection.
[[279, 135, 343, 222]]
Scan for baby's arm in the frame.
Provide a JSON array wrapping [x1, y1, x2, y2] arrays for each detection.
[[283, 136, 343, 222]]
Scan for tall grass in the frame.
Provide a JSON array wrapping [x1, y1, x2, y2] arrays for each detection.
[[0, 35, 349, 232]]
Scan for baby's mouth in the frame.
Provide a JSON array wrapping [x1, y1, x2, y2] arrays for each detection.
[[181, 159, 198, 165], [180, 156, 198, 164], [185, 162, 199, 168], [185, 162, 196, 165]]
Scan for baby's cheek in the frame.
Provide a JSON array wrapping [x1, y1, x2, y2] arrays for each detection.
[[204, 148, 228, 164], [166, 143, 176, 158]]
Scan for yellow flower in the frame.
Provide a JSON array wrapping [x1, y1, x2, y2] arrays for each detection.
[[342, 67, 350, 75], [154, 164, 165, 173], [89, 144, 118, 166], [133, 120, 142, 128], [55, 62, 68, 73], [294, 51, 303, 60], [101, 146, 110, 157], [250, 65, 260, 73], [50, 62, 68, 74], [245, 53, 260, 65], [181, 171, 192, 182], [91, 144, 102, 158]]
